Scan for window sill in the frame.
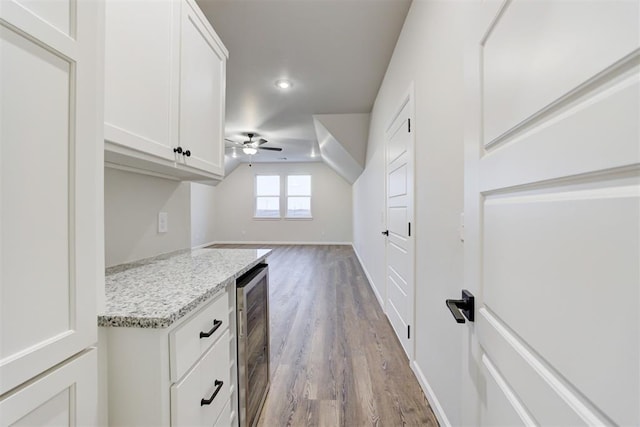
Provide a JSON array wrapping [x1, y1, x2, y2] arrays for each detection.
[[284, 216, 313, 220], [253, 216, 282, 220]]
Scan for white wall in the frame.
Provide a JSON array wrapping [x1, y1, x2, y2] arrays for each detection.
[[190, 182, 217, 247], [104, 168, 191, 266], [352, 1, 468, 425], [215, 162, 352, 243]]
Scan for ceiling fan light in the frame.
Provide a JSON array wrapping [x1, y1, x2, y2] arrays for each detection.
[[243, 147, 258, 155]]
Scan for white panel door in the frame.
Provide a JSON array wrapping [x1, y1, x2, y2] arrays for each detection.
[[462, 1, 639, 426], [385, 90, 414, 358], [0, 349, 97, 426], [179, 0, 227, 177], [0, 0, 100, 395]]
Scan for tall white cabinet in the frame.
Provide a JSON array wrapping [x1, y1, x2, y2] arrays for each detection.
[[104, 0, 228, 181], [0, 0, 102, 424]]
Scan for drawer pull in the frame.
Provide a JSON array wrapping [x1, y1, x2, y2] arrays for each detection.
[[200, 380, 223, 406], [199, 319, 223, 338]]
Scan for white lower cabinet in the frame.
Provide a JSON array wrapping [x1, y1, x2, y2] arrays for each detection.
[[103, 286, 237, 426], [0, 349, 97, 426]]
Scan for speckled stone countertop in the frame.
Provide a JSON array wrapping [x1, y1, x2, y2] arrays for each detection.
[[98, 248, 271, 328]]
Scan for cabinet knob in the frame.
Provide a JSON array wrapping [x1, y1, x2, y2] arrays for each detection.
[[173, 146, 183, 154], [183, 150, 191, 157]]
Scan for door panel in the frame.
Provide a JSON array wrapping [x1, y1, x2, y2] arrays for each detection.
[[0, 349, 97, 426], [12, 0, 73, 36], [1, 26, 72, 356], [480, 355, 530, 426], [387, 243, 409, 284], [481, 67, 639, 192], [464, 1, 639, 426], [387, 274, 408, 324], [483, 0, 639, 144], [0, 0, 99, 395], [478, 308, 601, 425], [388, 206, 407, 235], [388, 164, 408, 198], [483, 182, 639, 423]]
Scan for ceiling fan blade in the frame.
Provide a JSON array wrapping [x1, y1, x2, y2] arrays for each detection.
[[259, 146, 282, 151], [258, 138, 268, 145]]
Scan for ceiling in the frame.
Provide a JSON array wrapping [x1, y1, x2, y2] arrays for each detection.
[[196, 0, 411, 164]]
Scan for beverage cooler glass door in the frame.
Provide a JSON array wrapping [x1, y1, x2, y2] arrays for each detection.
[[236, 264, 270, 427]]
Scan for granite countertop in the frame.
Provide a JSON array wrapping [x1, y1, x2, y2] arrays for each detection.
[[98, 248, 271, 328]]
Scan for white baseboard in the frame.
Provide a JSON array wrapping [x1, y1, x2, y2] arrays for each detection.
[[210, 241, 352, 246], [352, 245, 384, 311], [191, 240, 218, 249], [412, 361, 451, 427]]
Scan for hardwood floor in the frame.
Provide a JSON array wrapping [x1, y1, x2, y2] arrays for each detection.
[[211, 244, 439, 427]]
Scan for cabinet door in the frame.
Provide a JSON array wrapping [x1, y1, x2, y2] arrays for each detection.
[[104, 0, 180, 160], [179, 0, 227, 177], [0, 0, 100, 395], [0, 349, 97, 426]]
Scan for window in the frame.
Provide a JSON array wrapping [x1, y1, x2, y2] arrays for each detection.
[[287, 175, 311, 218], [255, 175, 280, 218]]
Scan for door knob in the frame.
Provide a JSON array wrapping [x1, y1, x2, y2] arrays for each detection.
[[381, 230, 389, 236], [173, 146, 183, 154], [183, 150, 191, 157], [446, 290, 474, 323]]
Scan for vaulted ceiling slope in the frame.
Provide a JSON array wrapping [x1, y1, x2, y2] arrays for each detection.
[[197, 0, 411, 173]]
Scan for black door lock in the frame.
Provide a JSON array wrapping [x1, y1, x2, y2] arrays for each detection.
[[446, 290, 474, 323]]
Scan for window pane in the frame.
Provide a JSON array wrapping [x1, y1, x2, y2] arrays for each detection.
[[256, 197, 280, 217], [287, 197, 311, 217], [287, 175, 311, 196], [256, 175, 280, 196]]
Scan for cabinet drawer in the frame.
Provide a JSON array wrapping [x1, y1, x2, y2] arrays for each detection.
[[171, 330, 230, 426], [170, 290, 228, 381]]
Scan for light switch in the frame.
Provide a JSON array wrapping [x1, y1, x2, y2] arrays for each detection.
[[158, 212, 168, 233]]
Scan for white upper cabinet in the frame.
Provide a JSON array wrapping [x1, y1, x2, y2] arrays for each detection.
[[104, 0, 228, 181], [104, 0, 180, 161], [0, 0, 101, 411]]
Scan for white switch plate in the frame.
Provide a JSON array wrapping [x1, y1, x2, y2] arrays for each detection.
[[158, 212, 168, 233]]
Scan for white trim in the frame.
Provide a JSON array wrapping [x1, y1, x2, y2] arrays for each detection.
[[411, 361, 452, 427], [191, 240, 217, 249], [352, 245, 384, 310], [211, 241, 352, 246], [105, 161, 181, 181]]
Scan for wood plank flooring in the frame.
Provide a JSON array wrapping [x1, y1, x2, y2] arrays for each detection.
[[210, 244, 439, 427]]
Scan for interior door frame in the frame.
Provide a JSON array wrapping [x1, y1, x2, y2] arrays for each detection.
[[384, 82, 416, 360]]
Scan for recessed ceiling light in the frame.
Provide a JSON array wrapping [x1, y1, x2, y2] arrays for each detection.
[[275, 79, 292, 89]]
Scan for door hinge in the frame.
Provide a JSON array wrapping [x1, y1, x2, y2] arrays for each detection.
[[408, 222, 411, 237], [408, 325, 411, 339], [407, 118, 411, 133]]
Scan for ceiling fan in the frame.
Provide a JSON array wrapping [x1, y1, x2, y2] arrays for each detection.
[[226, 133, 282, 155]]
